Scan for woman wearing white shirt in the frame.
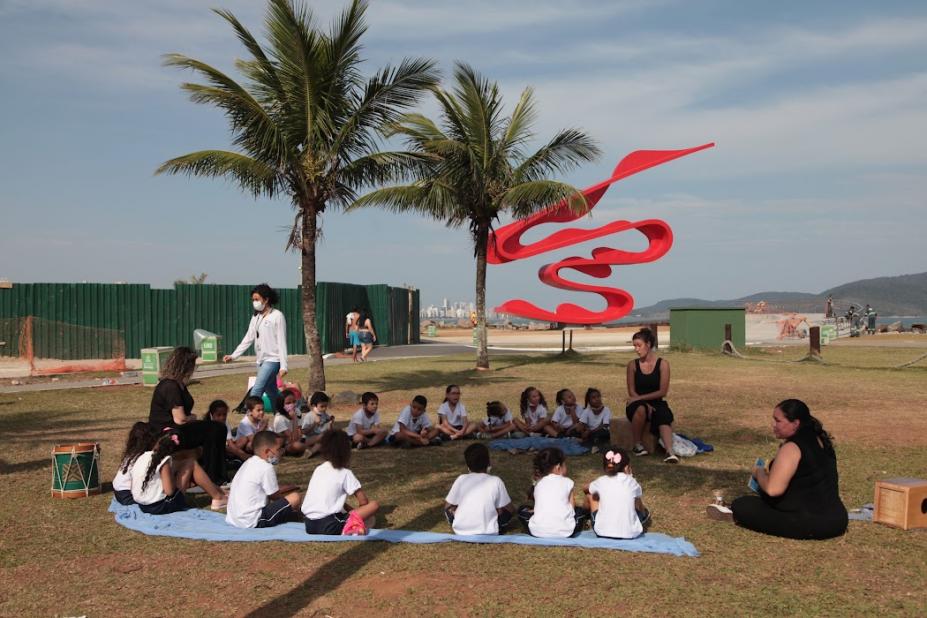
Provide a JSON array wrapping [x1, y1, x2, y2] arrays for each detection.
[[224, 283, 289, 405]]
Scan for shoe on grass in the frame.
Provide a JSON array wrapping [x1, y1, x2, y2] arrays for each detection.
[[590, 446, 600, 454], [663, 454, 679, 464], [632, 444, 648, 456], [210, 497, 228, 511], [705, 504, 733, 522], [186, 485, 206, 494]]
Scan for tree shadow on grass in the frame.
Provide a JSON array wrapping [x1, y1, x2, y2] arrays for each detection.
[[0, 457, 49, 474], [243, 477, 450, 617]]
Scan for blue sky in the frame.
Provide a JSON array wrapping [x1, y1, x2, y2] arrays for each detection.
[[1, 0, 924, 312]]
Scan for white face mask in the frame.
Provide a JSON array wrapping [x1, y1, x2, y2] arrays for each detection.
[[252, 300, 265, 312]]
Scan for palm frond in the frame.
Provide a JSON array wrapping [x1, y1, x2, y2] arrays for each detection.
[[155, 150, 281, 198], [513, 128, 601, 182], [500, 180, 588, 218]]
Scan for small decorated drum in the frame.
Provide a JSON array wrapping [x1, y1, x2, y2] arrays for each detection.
[[51, 442, 101, 498]]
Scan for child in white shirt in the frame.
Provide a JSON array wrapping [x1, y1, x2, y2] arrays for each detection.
[[346, 392, 388, 449], [577, 387, 612, 453], [479, 401, 516, 439], [444, 443, 514, 535], [549, 388, 583, 439], [272, 389, 308, 456], [301, 391, 335, 457], [517, 447, 589, 538], [130, 431, 227, 514], [388, 395, 441, 447], [302, 429, 379, 535], [583, 447, 650, 539], [513, 386, 549, 437], [436, 384, 479, 440], [235, 396, 269, 454], [226, 431, 302, 528], [113, 422, 156, 505]]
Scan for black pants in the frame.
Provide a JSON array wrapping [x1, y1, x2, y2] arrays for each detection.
[[444, 507, 513, 534], [176, 420, 228, 485], [582, 427, 611, 448], [730, 495, 848, 540]]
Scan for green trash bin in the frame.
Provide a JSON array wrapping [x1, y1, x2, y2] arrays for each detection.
[[427, 324, 437, 337], [141, 346, 174, 387], [194, 329, 222, 363]]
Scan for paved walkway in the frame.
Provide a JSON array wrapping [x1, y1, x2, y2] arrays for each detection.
[[0, 343, 478, 394]]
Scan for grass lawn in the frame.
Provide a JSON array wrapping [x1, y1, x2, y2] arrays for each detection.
[[1, 342, 926, 616]]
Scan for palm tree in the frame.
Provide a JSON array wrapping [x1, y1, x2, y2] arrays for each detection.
[[351, 63, 600, 369], [155, 0, 438, 390]]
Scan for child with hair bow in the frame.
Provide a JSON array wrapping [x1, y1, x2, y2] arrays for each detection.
[[583, 447, 650, 539]]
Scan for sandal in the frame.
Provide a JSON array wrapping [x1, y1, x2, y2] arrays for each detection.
[[210, 497, 228, 511]]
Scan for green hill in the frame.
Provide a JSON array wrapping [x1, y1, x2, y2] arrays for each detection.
[[633, 271, 927, 317]]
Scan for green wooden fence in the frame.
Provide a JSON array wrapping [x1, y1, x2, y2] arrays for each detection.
[[0, 282, 420, 359]]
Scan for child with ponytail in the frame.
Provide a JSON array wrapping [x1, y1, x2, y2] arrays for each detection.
[[130, 431, 228, 514], [517, 447, 589, 538], [112, 422, 156, 505], [583, 447, 650, 539]]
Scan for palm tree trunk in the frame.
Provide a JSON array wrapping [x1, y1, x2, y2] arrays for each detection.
[[300, 206, 326, 391], [475, 224, 490, 370]]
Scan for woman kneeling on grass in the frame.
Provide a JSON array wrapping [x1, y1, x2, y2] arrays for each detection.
[[708, 399, 848, 540]]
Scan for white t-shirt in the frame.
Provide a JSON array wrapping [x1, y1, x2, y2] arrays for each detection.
[[237, 415, 262, 439], [390, 405, 432, 436], [301, 408, 332, 435], [529, 474, 576, 538], [228, 308, 289, 372], [580, 406, 611, 430], [347, 409, 380, 436], [551, 405, 579, 429], [301, 461, 362, 519], [272, 414, 292, 434], [225, 421, 233, 441], [438, 401, 468, 427], [484, 408, 514, 428], [226, 456, 279, 528], [130, 451, 172, 506], [589, 473, 643, 539], [522, 404, 548, 426], [445, 473, 511, 535], [112, 459, 133, 492]]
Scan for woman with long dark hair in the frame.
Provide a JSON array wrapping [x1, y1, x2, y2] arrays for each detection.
[[149, 346, 229, 485], [714, 399, 848, 540], [355, 308, 377, 362], [224, 283, 289, 403]]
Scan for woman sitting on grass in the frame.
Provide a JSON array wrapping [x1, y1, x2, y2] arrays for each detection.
[[625, 328, 677, 463], [709, 399, 848, 540]]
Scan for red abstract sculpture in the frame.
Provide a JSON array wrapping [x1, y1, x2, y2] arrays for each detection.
[[488, 143, 714, 324]]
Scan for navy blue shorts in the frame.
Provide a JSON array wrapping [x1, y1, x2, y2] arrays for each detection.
[[256, 497, 294, 528], [114, 489, 135, 506], [138, 490, 188, 515], [305, 511, 349, 535]]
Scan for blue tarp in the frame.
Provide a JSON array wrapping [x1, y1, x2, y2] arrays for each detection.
[[109, 500, 699, 556], [488, 436, 590, 455]]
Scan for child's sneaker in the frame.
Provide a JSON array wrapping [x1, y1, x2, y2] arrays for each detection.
[[210, 497, 228, 511], [663, 454, 679, 464], [632, 444, 648, 456], [705, 504, 733, 522], [429, 437, 443, 446], [590, 446, 600, 454]]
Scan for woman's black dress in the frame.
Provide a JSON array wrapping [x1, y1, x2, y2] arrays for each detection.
[[149, 378, 227, 484], [731, 426, 848, 539]]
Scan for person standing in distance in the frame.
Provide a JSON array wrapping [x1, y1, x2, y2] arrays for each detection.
[[224, 284, 289, 405]]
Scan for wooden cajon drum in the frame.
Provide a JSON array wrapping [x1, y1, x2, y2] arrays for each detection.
[[611, 418, 657, 454], [873, 478, 927, 530]]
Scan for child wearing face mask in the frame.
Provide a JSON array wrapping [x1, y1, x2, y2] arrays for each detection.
[[272, 389, 308, 456], [226, 431, 302, 528], [235, 396, 268, 454]]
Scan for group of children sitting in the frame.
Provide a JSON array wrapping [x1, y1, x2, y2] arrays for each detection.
[[111, 384, 650, 539]]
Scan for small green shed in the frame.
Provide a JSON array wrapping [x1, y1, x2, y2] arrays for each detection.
[[670, 307, 745, 350]]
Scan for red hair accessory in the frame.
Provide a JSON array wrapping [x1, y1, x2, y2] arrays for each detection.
[[170, 434, 180, 445]]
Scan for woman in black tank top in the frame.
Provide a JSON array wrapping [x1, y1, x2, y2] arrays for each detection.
[[724, 399, 847, 539], [625, 328, 677, 463]]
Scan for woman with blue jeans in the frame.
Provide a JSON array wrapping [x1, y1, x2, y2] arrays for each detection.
[[224, 283, 289, 403]]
